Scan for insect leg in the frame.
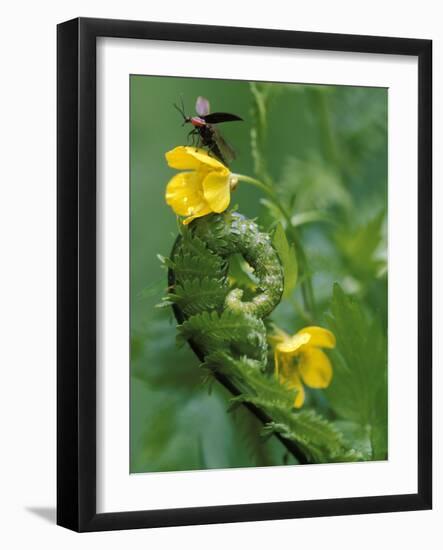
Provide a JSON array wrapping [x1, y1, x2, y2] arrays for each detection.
[[195, 132, 203, 152], [187, 128, 197, 147]]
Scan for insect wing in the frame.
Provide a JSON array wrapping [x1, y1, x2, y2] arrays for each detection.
[[203, 112, 243, 124], [211, 126, 236, 163], [195, 96, 210, 117]]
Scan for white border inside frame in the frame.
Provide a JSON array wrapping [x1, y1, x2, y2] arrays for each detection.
[[96, 37, 418, 513]]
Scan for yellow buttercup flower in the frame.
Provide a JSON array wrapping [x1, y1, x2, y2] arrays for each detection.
[[165, 146, 236, 225], [272, 325, 336, 408]]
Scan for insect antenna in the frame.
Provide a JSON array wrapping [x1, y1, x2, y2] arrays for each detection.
[[173, 94, 188, 126]]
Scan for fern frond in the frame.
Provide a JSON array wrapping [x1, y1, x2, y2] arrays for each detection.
[[264, 407, 365, 463], [166, 213, 365, 465], [172, 245, 227, 283], [208, 352, 296, 409], [205, 350, 360, 463], [179, 310, 267, 363], [167, 277, 229, 317]]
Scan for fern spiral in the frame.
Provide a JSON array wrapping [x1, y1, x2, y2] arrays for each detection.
[[166, 210, 361, 464]]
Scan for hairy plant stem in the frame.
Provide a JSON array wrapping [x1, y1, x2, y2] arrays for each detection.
[[234, 173, 316, 320]]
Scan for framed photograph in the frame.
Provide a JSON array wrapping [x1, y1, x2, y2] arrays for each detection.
[[57, 17, 432, 532]]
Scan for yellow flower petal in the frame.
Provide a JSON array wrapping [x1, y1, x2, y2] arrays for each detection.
[[164, 147, 231, 224], [202, 172, 231, 213], [274, 350, 281, 378], [165, 172, 210, 221], [276, 359, 305, 408], [165, 146, 202, 170], [286, 371, 305, 408], [276, 332, 311, 354], [182, 201, 213, 225], [294, 380, 305, 408], [269, 326, 290, 347], [299, 348, 333, 389], [274, 348, 292, 378], [296, 326, 336, 349], [185, 147, 228, 171]]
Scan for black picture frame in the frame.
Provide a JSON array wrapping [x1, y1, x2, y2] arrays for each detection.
[[57, 17, 432, 532]]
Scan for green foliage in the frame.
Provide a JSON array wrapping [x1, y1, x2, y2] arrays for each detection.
[[180, 309, 267, 363], [132, 384, 261, 473], [207, 351, 296, 410], [325, 283, 388, 459], [206, 351, 362, 464], [334, 421, 373, 459], [160, 225, 230, 316], [280, 154, 352, 213], [332, 86, 388, 177], [335, 210, 386, 283], [167, 276, 228, 317], [272, 223, 298, 298], [290, 210, 337, 228], [171, 211, 363, 465], [170, 231, 227, 284], [131, 310, 291, 472], [263, 411, 361, 464], [228, 253, 259, 291], [232, 406, 297, 467], [131, 310, 202, 393], [131, 76, 388, 473], [250, 82, 273, 182]]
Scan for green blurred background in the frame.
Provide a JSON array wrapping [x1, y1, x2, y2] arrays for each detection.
[[130, 76, 387, 473]]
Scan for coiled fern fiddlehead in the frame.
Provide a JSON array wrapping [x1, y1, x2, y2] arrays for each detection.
[[165, 210, 360, 464]]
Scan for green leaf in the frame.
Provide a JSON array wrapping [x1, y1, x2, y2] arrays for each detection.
[[290, 210, 337, 228], [132, 388, 261, 473], [206, 351, 361, 464], [228, 253, 259, 291], [332, 86, 388, 175], [272, 223, 298, 298], [335, 210, 386, 282], [249, 82, 274, 184], [171, 235, 227, 283], [179, 309, 267, 363], [260, 198, 284, 228], [334, 421, 372, 460], [208, 352, 297, 410], [280, 154, 352, 212], [325, 283, 387, 460], [233, 406, 294, 467], [167, 276, 228, 317], [263, 409, 361, 464]]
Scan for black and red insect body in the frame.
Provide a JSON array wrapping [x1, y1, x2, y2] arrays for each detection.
[[174, 96, 243, 166]]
